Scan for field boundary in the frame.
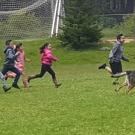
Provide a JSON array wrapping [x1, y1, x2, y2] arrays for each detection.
[[104, 38, 135, 43]]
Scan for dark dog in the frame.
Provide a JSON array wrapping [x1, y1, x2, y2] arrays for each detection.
[[112, 71, 135, 93]]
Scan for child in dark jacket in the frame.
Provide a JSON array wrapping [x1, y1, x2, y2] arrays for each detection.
[[98, 34, 129, 74], [2, 40, 21, 89], [5, 43, 30, 88], [98, 34, 129, 85]]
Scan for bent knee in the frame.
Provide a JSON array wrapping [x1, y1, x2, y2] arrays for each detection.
[[36, 74, 44, 78]]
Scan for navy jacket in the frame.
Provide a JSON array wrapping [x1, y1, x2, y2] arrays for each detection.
[[4, 46, 18, 65]]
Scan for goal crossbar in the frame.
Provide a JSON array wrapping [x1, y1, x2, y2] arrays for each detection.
[[0, 0, 48, 15]]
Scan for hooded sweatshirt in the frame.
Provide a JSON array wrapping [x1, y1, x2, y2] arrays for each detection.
[[109, 41, 128, 62], [4, 46, 19, 65]]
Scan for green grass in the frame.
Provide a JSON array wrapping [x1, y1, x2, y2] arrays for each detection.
[[102, 28, 117, 39], [0, 39, 135, 134]]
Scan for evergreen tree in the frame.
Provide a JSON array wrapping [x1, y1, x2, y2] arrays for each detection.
[[59, 0, 102, 49]]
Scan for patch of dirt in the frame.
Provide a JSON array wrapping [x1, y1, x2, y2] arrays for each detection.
[[105, 38, 135, 43]]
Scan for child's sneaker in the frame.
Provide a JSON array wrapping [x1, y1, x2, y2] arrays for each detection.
[[23, 80, 29, 88], [98, 63, 106, 69], [27, 76, 31, 83], [3, 86, 11, 92], [55, 83, 62, 88], [12, 84, 20, 89]]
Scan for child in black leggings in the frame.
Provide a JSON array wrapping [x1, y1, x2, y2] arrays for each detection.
[[27, 43, 61, 88]]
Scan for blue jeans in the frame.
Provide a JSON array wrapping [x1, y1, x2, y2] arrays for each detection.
[[2, 65, 21, 85]]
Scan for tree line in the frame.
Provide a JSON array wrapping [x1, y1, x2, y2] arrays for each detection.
[[59, 0, 135, 50]]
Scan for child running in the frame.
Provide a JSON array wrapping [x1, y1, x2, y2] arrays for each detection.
[[5, 43, 30, 88], [98, 34, 129, 75], [27, 42, 61, 88], [98, 34, 129, 84], [2, 40, 21, 89]]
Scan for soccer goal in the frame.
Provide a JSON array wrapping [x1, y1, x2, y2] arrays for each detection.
[[0, 0, 64, 40]]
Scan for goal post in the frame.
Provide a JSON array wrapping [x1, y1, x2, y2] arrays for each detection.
[[0, 0, 64, 40], [51, 0, 64, 37]]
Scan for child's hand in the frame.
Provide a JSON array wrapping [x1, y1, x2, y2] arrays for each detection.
[[16, 52, 20, 56]]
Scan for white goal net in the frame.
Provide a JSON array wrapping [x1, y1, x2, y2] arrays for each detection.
[[0, 0, 63, 40]]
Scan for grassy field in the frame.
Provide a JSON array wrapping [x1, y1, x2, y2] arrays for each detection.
[[0, 39, 135, 135]]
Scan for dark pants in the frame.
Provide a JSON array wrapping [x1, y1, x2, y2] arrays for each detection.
[[33, 64, 56, 80], [2, 65, 21, 85], [109, 61, 122, 74]]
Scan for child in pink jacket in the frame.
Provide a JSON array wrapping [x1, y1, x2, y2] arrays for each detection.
[[27, 43, 61, 88], [5, 43, 30, 88]]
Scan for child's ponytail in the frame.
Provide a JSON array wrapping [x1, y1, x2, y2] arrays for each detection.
[[15, 42, 22, 53], [39, 43, 49, 54]]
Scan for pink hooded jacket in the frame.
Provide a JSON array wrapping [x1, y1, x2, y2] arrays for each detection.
[[41, 48, 58, 65]]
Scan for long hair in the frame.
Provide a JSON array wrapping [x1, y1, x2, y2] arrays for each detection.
[[15, 42, 22, 53], [39, 43, 49, 54]]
